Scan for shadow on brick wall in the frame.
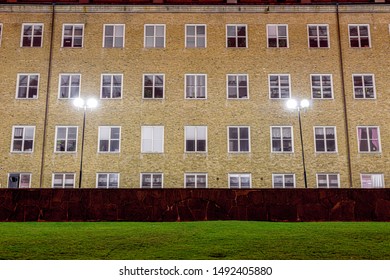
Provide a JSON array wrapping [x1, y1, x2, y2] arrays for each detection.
[[1, 189, 390, 222]]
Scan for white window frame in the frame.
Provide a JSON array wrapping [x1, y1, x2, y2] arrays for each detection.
[[8, 173, 32, 188], [98, 126, 121, 153], [58, 73, 81, 99], [0, 23, 3, 47], [62, 24, 84, 48], [144, 24, 166, 48], [21, 23, 43, 47], [185, 126, 207, 153], [226, 24, 248, 48], [271, 126, 294, 153], [185, 74, 207, 99], [141, 126, 164, 153], [228, 126, 251, 153], [348, 24, 371, 48], [314, 126, 337, 153], [143, 74, 165, 99], [267, 24, 289, 48], [226, 74, 249, 99], [316, 173, 340, 188], [16, 73, 39, 99], [54, 126, 78, 153], [352, 74, 376, 99], [268, 74, 291, 99], [228, 173, 251, 189], [52, 173, 76, 188], [103, 24, 125, 48], [96, 173, 120, 188], [311, 74, 333, 99], [140, 173, 163, 188], [272, 174, 296, 188], [11, 126, 35, 153], [357, 126, 381, 153], [361, 173, 384, 188], [307, 24, 329, 48], [185, 24, 206, 48], [101, 74, 123, 99], [184, 173, 208, 188]]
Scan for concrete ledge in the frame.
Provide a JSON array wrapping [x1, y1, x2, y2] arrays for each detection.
[[1, 189, 390, 222]]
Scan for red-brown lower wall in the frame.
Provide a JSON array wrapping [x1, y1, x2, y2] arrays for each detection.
[[1, 189, 390, 222]]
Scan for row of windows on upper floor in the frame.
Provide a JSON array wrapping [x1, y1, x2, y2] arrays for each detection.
[[15, 73, 377, 100], [0, 23, 386, 49], [10, 125, 381, 154], [6, 172, 386, 189]]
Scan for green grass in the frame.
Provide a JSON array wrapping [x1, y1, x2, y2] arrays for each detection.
[[0, 221, 389, 260]]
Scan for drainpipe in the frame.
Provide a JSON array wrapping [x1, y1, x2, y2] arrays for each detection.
[[39, 4, 55, 189], [336, 3, 353, 188]]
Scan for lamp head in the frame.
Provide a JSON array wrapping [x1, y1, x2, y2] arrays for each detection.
[[286, 99, 298, 110], [300, 99, 310, 109], [73, 98, 85, 108]]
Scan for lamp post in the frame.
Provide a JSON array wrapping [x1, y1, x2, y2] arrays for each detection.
[[73, 98, 98, 188], [286, 98, 310, 189]]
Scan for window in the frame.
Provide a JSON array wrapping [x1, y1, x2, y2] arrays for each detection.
[[21, 23, 43, 47], [269, 75, 290, 99], [141, 126, 164, 153], [143, 74, 164, 99], [227, 74, 248, 99], [101, 74, 122, 99], [271, 126, 293, 153], [55, 126, 77, 153], [314, 126, 337, 153], [97, 173, 119, 188], [8, 173, 31, 188], [267, 24, 288, 48], [272, 174, 295, 188], [185, 74, 206, 99], [98, 126, 121, 153], [308, 25, 329, 48], [185, 24, 206, 48], [0, 23, 2, 46], [103, 24, 124, 48], [52, 173, 75, 188], [349, 24, 370, 48], [141, 173, 163, 188], [353, 74, 375, 99], [11, 126, 35, 153], [185, 173, 207, 188], [361, 174, 384, 188], [226, 24, 247, 48], [228, 126, 250, 153], [62, 24, 84, 48], [357, 126, 380, 153], [16, 74, 39, 99], [144, 24, 165, 48], [59, 74, 80, 99], [317, 174, 339, 188], [185, 126, 207, 152], [229, 174, 251, 189], [311, 74, 333, 99]]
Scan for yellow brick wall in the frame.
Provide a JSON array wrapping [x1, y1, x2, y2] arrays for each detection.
[[0, 4, 389, 188]]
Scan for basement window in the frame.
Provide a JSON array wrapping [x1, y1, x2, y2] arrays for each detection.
[[8, 173, 31, 188], [361, 174, 384, 188], [97, 173, 119, 188], [141, 173, 163, 188], [272, 174, 295, 188]]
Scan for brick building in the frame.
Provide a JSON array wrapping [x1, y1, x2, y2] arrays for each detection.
[[0, 1, 389, 189]]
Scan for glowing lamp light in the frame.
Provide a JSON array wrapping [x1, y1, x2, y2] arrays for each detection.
[[73, 98, 97, 110]]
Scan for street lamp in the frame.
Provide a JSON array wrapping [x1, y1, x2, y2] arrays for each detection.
[[286, 98, 310, 189], [73, 97, 98, 188]]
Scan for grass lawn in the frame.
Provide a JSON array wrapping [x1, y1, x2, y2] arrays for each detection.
[[0, 221, 389, 260]]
